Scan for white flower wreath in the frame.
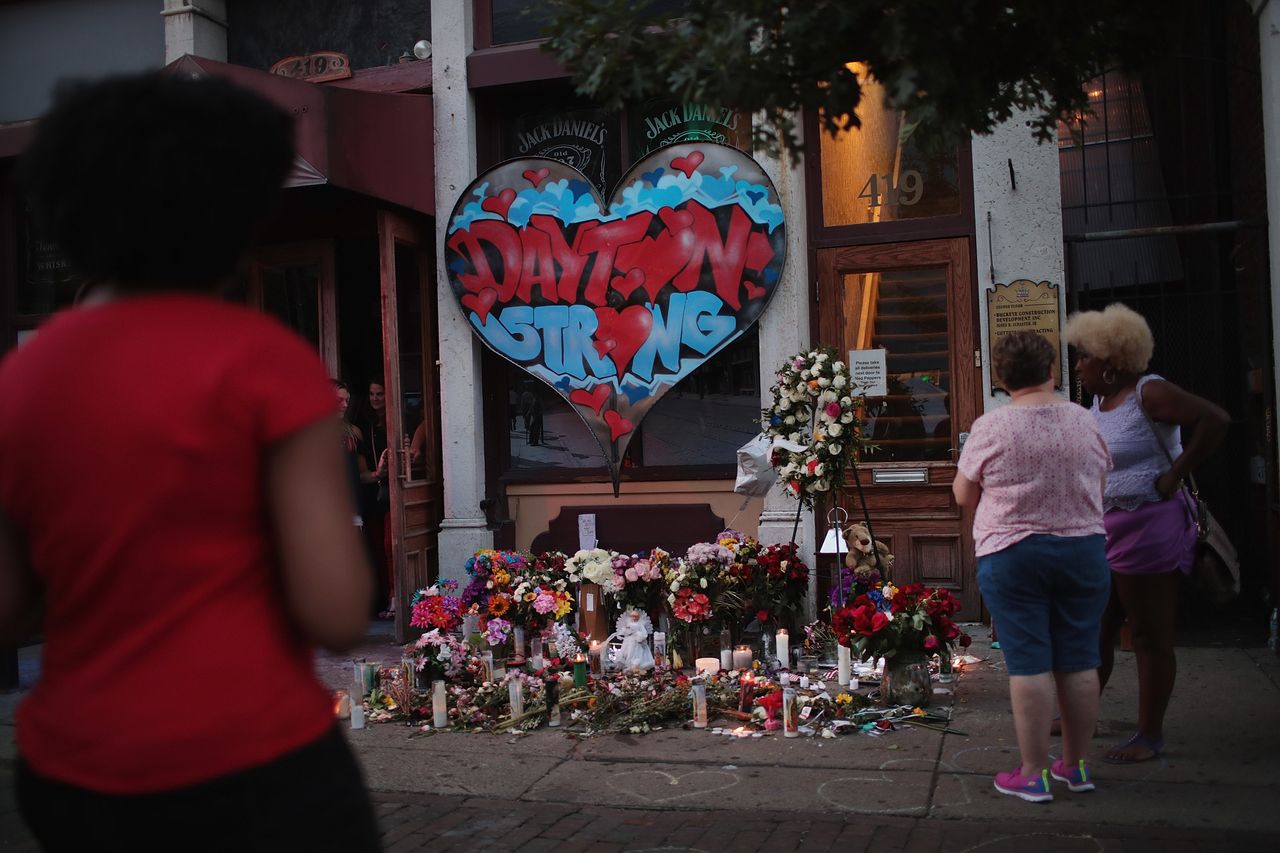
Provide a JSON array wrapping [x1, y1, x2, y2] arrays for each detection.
[[761, 346, 868, 508]]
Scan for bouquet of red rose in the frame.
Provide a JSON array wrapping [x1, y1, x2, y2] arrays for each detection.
[[831, 582, 970, 662]]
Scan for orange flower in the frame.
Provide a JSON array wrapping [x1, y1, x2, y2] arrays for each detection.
[[488, 595, 511, 617]]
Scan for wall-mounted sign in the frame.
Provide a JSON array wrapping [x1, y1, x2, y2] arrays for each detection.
[[848, 348, 888, 397], [986, 279, 1062, 392], [444, 142, 787, 491], [631, 99, 750, 158], [270, 51, 352, 83], [511, 108, 612, 194]]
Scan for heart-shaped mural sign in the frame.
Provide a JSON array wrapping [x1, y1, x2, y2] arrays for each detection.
[[445, 142, 787, 491]]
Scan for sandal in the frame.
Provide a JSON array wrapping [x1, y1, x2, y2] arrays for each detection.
[[1103, 732, 1163, 764]]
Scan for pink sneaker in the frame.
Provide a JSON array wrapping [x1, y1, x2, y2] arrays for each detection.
[[993, 768, 1053, 803], [1051, 758, 1096, 792]]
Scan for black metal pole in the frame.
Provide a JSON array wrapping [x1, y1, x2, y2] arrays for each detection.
[[848, 460, 886, 579]]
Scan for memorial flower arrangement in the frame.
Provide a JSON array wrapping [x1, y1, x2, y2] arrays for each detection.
[[510, 553, 576, 632], [665, 542, 731, 623], [460, 549, 521, 621], [566, 547, 620, 595], [410, 629, 469, 682], [831, 582, 971, 663], [715, 531, 809, 630], [409, 580, 463, 632], [606, 548, 668, 613], [762, 347, 868, 508]]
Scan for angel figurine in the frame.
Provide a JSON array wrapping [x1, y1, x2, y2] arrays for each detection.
[[608, 609, 655, 672]]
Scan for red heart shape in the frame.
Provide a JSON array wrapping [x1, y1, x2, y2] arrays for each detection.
[[593, 305, 653, 377], [604, 410, 634, 442], [460, 288, 498, 323], [569, 384, 611, 415], [481, 188, 517, 218], [609, 268, 647, 299], [670, 150, 705, 178], [744, 282, 767, 300], [658, 206, 693, 232], [522, 167, 550, 187]]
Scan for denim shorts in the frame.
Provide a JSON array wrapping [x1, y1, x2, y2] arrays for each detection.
[[977, 534, 1110, 676]]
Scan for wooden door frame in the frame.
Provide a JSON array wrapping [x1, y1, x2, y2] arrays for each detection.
[[813, 237, 983, 618], [377, 210, 441, 643], [246, 240, 338, 376]]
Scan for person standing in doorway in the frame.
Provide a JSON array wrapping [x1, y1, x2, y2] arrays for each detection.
[[355, 380, 393, 618], [0, 71, 379, 848], [1065, 303, 1228, 764], [953, 331, 1112, 802]]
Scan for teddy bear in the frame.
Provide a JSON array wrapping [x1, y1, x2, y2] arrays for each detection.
[[843, 521, 894, 580]]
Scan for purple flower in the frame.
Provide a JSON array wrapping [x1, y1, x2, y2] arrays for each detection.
[[484, 617, 512, 645]]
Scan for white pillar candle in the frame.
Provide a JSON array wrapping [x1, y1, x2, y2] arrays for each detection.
[[838, 645, 851, 687], [695, 657, 721, 678], [432, 680, 448, 729], [513, 626, 527, 658], [720, 648, 733, 670], [350, 695, 365, 730], [732, 645, 753, 670], [850, 674, 859, 690], [775, 629, 790, 666], [530, 637, 544, 671], [508, 678, 524, 717], [799, 674, 810, 689]]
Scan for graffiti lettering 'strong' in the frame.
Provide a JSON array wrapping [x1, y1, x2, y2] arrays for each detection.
[[444, 142, 787, 492]]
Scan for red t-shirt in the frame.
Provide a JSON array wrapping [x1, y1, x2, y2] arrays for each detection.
[[0, 293, 339, 793]]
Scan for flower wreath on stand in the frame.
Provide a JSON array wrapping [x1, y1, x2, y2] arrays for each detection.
[[762, 347, 868, 509]]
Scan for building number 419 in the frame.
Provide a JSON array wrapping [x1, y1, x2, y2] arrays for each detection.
[[859, 169, 924, 210]]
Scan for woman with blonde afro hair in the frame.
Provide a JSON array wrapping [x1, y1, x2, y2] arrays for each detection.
[[1064, 303, 1228, 764]]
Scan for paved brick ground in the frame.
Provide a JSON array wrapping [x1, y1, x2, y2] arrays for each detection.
[[7, 764, 1273, 853]]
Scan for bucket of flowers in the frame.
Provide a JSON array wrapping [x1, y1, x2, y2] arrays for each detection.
[[408, 580, 463, 633], [510, 554, 577, 639], [831, 582, 970, 707]]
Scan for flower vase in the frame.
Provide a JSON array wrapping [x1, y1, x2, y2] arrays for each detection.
[[881, 656, 932, 707], [513, 626, 527, 660]]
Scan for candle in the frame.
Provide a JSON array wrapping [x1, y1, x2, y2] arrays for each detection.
[[573, 654, 588, 688], [695, 657, 721, 678], [332, 689, 351, 720], [508, 678, 524, 717], [652, 632, 667, 669], [738, 672, 755, 712], [775, 629, 790, 666], [799, 674, 810, 689], [492, 656, 507, 682], [850, 674, 859, 690], [513, 626, 527, 659], [589, 640, 603, 676], [732, 645, 753, 670], [545, 676, 560, 727], [350, 694, 365, 730], [480, 651, 494, 683], [720, 648, 733, 671], [782, 686, 799, 738], [530, 637, 544, 671], [352, 660, 366, 695], [691, 681, 708, 728], [432, 680, 448, 729], [838, 645, 851, 687]]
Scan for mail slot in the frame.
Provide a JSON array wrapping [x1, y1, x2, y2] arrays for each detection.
[[871, 468, 929, 485]]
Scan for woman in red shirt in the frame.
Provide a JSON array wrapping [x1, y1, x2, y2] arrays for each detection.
[[0, 73, 379, 849]]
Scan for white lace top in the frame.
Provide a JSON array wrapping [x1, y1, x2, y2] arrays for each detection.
[[1091, 374, 1182, 511]]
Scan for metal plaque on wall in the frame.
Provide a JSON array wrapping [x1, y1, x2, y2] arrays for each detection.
[[986, 279, 1062, 392]]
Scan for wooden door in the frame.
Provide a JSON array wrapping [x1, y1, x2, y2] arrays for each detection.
[[377, 211, 443, 643], [247, 241, 338, 376], [816, 238, 982, 618]]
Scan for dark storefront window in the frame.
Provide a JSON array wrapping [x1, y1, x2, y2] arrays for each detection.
[[487, 0, 690, 46], [226, 0, 430, 72], [17, 197, 80, 317]]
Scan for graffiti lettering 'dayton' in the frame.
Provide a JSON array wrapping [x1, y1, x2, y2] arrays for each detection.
[[444, 142, 787, 490]]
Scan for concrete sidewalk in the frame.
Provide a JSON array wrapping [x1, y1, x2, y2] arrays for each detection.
[[3, 625, 1280, 851]]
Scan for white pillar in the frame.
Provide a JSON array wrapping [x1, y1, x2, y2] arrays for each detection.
[[432, 0, 490, 585], [161, 0, 226, 63], [755, 126, 817, 617], [1254, 0, 1280, 467], [971, 109, 1067, 412]]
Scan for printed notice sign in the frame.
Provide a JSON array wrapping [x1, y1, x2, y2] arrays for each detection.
[[577, 513, 597, 551], [848, 349, 888, 397], [986, 279, 1061, 392]]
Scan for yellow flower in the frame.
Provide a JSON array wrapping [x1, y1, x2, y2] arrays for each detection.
[[492, 569, 511, 587], [835, 692, 852, 705], [911, 707, 926, 716], [882, 584, 898, 600], [813, 428, 826, 442], [524, 592, 538, 602]]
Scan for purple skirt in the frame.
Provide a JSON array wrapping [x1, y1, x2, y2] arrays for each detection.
[[1103, 496, 1197, 575]]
